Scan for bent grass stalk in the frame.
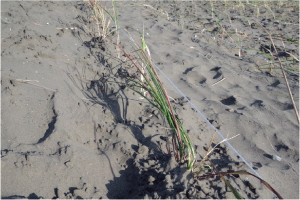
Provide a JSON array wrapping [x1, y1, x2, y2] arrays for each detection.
[[196, 167, 283, 199], [193, 131, 282, 199]]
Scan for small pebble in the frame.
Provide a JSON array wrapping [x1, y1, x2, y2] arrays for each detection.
[[148, 176, 155, 183], [272, 154, 281, 161]]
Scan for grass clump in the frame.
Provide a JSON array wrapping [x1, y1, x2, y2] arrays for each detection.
[[117, 34, 196, 170]]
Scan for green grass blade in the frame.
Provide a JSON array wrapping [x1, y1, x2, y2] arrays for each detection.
[[112, 1, 118, 24], [221, 176, 243, 199]]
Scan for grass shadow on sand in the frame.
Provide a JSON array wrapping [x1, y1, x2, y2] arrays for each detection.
[[106, 152, 196, 199]]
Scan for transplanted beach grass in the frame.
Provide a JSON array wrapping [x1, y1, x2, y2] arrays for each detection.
[[117, 34, 196, 170]]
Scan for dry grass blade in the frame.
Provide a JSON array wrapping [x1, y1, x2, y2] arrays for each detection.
[[88, 0, 111, 38], [256, 21, 300, 124], [16, 79, 57, 92], [193, 130, 216, 173], [194, 132, 240, 175], [285, 52, 299, 62]]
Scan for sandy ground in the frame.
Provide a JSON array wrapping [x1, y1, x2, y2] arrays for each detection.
[[1, 1, 299, 199]]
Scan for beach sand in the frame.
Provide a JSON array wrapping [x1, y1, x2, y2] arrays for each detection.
[[1, 1, 299, 199]]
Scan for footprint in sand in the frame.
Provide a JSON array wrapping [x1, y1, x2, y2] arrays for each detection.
[[220, 96, 237, 106], [210, 66, 222, 79], [181, 68, 207, 86]]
